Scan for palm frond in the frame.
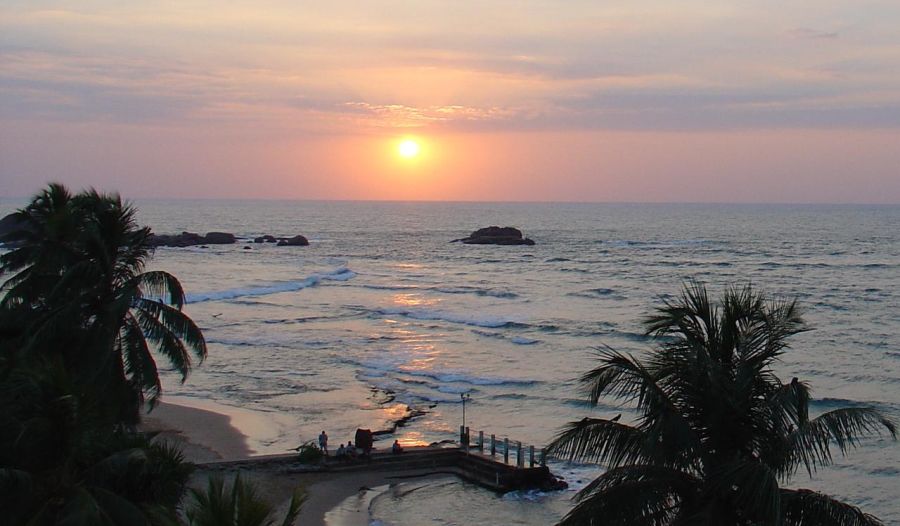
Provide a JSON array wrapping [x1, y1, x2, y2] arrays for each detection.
[[120, 314, 161, 406], [781, 488, 885, 526], [709, 460, 782, 523], [133, 308, 192, 380], [787, 408, 896, 477], [559, 465, 698, 526], [133, 298, 207, 364], [546, 417, 649, 468], [135, 271, 187, 309]]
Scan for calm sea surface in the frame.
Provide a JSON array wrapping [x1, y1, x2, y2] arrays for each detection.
[[2, 199, 898, 524]]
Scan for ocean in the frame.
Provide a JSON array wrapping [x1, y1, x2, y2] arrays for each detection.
[[2, 199, 898, 524]]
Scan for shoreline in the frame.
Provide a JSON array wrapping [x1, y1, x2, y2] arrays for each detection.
[[141, 400, 254, 462], [141, 399, 449, 526]]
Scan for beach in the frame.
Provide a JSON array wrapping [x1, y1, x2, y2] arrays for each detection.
[[141, 400, 451, 526]]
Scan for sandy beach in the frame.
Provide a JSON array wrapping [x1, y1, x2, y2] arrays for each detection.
[[141, 399, 447, 526]]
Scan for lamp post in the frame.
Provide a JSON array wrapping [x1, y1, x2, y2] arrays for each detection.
[[460, 392, 471, 446]]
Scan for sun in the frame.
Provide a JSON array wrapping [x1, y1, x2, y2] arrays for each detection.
[[397, 139, 421, 158]]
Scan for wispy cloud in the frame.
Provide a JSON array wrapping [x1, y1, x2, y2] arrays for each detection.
[[788, 27, 839, 39], [1, 1, 899, 132]]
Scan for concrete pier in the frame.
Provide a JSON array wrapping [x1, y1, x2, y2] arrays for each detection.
[[201, 444, 567, 493]]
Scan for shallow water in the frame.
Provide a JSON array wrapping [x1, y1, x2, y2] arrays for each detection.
[[1, 199, 898, 523]]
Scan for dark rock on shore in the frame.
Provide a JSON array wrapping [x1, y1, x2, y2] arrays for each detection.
[[453, 226, 535, 245], [276, 234, 309, 246]]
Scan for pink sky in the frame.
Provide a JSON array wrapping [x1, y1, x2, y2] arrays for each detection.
[[2, 1, 899, 203]]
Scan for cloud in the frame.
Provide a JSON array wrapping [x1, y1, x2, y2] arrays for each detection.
[[788, 27, 839, 39], [339, 102, 519, 128], [2, 1, 899, 133]]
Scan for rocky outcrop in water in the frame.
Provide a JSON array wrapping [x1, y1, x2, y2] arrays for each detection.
[[203, 232, 237, 244], [0, 213, 29, 246], [148, 231, 234, 247], [276, 234, 309, 246], [147, 230, 309, 248], [453, 226, 535, 245]]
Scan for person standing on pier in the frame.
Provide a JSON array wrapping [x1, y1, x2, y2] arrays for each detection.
[[318, 430, 329, 454]]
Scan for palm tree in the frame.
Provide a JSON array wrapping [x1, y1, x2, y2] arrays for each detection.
[[0, 184, 207, 422], [0, 361, 194, 525], [547, 281, 896, 526], [184, 475, 304, 526]]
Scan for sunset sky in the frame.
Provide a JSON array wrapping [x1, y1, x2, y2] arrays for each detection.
[[2, 1, 899, 203]]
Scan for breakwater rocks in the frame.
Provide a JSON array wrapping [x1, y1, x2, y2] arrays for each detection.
[[148, 231, 309, 248], [453, 226, 535, 245]]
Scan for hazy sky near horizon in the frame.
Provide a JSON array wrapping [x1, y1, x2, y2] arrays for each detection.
[[2, 1, 899, 203]]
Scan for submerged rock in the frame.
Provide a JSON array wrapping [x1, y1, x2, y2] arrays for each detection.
[[453, 226, 535, 245]]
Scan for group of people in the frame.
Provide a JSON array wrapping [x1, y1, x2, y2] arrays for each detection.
[[317, 430, 404, 459]]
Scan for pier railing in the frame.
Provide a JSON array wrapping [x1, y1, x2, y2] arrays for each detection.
[[458, 426, 546, 468]]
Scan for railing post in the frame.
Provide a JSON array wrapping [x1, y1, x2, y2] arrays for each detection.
[[529, 445, 535, 467], [478, 431, 484, 452], [459, 425, 465, 447], [540, 448, 546, 466], [503, 438, 509, 464], [517, 441, 523, 468], [491, 434, 496, 456], [465, 427, 470, 448]]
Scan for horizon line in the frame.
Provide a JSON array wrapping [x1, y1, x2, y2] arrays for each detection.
[[1, 196, 899, 207]]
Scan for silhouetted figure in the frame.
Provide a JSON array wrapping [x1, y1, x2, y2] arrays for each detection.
[[318, 430, 329, 454]]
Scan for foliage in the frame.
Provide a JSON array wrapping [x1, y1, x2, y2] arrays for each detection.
[[0, 183, 207, 423], [295, 441, 325, 464], [184, 474, 305, 526], [547, 281, 896, 526], [0, 184, 204, 524], [0, 363, 194, 525]]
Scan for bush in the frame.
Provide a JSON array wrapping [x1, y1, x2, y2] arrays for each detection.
[[295, 441, 324, 464]]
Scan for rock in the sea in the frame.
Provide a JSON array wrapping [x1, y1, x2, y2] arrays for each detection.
[[204, 232, 236, 244], [253, 234, 278, 243], [0, 212, 32, 246], [148, 231, 204, 247], [276, 234, 309, 246], [453, 226, 535, 245], [148, 231, 236, 247]]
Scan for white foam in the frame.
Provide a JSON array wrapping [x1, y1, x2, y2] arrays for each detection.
[[376, 307, 518, 329], [186, 267, 356, 303], [348, 358, 539, 392]]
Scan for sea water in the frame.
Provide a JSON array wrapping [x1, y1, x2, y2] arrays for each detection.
[[1, 199, 898, 523]]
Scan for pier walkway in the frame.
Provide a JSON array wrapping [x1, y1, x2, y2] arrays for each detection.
[[200, 440, 566, 493]]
